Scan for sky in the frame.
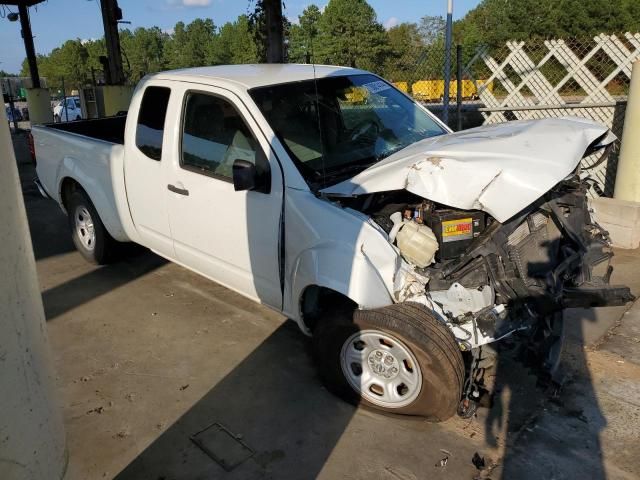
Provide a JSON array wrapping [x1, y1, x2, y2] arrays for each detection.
[[0, 0, 481, 74]]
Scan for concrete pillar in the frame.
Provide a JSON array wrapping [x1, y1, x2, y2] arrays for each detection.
[[0, 92, 67, 478], [614, 60, 640, 202], [99, 85, 133, 117], [25, 88, 53, 125]]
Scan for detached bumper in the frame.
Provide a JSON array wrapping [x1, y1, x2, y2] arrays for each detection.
[[561, 285, 635, 308]]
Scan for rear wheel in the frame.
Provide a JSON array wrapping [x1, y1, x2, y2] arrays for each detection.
[[67, 190, 116, 264], [313, 302, 464, 420]]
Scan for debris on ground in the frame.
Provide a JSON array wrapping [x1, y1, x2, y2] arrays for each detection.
[[113, 430, 130, 439], [180, 384, 190, 391], [472, 452, 486, 470], [435, 449, 451, 468], [86, 406, 104, 415], [125, 393, 136, 403]]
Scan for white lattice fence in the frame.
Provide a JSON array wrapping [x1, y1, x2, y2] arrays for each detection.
[[464, 33, 640, 196]]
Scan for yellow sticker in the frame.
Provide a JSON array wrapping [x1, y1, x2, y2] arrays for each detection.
[[442, 218, 473, 242]]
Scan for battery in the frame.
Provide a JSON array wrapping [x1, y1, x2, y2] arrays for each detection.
[[426, 209, 486, 260]]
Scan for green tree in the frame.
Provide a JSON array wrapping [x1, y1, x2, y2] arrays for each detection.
[[120, 27, 167, 82], [315, 0, 388, 71], [288, 4, 322, 63], [163, 19, 217, 69], [83, 38, 107, 82], [22, 40, 90, 91], [212, 15, 259, 64], [454, 0, 640, 46], [383, 23, 424, 83]]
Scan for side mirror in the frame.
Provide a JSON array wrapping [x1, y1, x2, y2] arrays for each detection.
[[232, 159, 257, 192], [232, 151, 271, 194]]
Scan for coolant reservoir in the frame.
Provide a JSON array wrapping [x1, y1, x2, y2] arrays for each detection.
[[395, 220, 439, 267]]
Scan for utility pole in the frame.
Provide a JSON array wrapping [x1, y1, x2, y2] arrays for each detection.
[[442, 0, 453, 126], [456, 44, 462, 131], [17, 3, 40, 88], [264, 0, 284, 63], [99, 0, 125, 85], [614, 60, 640, 202]]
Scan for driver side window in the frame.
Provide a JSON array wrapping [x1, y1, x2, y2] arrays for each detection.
[[181, 92, 258, 181]]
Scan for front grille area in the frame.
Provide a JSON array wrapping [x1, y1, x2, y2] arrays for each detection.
[[507, 212, 558, 287]]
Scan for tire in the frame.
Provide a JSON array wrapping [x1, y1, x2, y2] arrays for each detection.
[[67, 190, 116, 264], [76, 115, 81, 121], [313, 302, 464, 421]]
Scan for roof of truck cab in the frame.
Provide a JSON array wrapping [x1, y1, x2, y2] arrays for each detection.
[[152, 64, 370, 89]]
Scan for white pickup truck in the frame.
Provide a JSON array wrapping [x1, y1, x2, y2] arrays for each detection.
[[32, 64, 633, 420]]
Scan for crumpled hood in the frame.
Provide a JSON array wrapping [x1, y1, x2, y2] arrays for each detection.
[[321, 117, 615, 222]]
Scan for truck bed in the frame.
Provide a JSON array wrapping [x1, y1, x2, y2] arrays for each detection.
[[32, 115, 130, 242], [46, 115, 127, 145]]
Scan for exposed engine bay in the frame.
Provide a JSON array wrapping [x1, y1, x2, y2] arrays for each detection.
[[340, 176, 635, 358]]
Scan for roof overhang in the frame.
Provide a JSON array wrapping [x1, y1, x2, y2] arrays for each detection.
[[0, 1, 46, 7]]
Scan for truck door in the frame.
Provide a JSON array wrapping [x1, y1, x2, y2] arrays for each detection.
[[165, 85, 284, 309], [123, 84, 176, 258]]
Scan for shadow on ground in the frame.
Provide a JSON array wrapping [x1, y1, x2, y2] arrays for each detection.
[[114, 321, 356, 480], [41, 250, 167, 320], [486, 309, 607, 479]]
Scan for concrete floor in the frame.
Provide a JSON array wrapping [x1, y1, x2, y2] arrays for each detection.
[[12, 131, 640, 479]]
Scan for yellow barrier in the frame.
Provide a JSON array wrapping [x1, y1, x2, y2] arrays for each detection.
[[393, 81, 409, 93], [343, 86, 368, 104], [411, 79, 493, 102]]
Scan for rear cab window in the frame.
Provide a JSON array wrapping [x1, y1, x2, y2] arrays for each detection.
[[136, 86, 171, 160]]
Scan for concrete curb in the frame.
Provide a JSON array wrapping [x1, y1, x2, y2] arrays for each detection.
[[590, 197, 640, 249]]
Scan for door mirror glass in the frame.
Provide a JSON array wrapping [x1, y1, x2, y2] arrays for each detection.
[[233, 159, 258, 192], [232, 153, 271, 193]]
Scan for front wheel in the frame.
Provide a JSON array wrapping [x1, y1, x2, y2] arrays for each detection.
[[67, 190, 116, 264], [313, 303, 464, 420]]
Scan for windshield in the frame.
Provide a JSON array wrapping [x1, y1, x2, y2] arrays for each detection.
[[249, 74, 446, 187]]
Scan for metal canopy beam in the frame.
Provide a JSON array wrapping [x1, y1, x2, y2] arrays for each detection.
[[17, 2, 39, 88], [99, 0, 125, 85], [0, 1, 45, 6], [0, 0, 45, 88]]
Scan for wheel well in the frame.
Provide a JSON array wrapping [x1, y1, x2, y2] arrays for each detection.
[[301, 286, 357, 332], [60, 178, 82, 211]]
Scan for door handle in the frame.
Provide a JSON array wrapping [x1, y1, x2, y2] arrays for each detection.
[[167, 184, 189, 196]]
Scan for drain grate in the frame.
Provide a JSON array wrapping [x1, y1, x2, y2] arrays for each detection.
[[190, 422, 254, 472]]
